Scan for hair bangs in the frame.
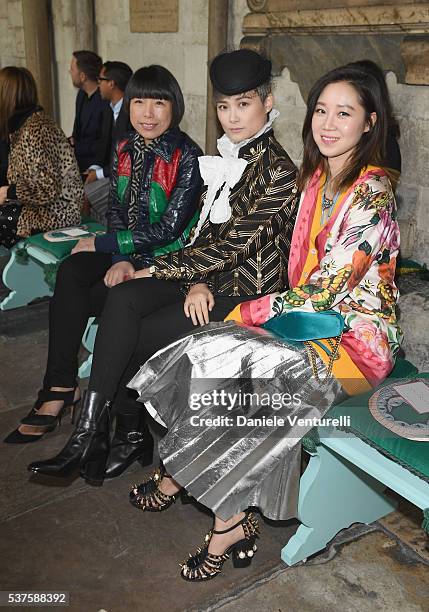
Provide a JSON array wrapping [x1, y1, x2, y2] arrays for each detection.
[[126, 80, 174, 102], [124, 65, 185, 128]]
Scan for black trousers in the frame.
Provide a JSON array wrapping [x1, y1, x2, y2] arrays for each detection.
[[43, 252, 111, 388], [44, 252, 251, 408], [88, 277, 251, 400]]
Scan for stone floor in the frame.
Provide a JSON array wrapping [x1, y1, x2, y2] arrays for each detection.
[[0, 258, 428, 612]]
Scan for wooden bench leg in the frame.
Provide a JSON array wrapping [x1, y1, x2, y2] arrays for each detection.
[[78, 317, 98, 379], [0, 243, 53, 310], [281, 444, 397, 566], [78, 354, 93, 379]]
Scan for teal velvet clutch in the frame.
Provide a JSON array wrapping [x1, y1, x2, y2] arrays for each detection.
[[262, 310, 345, 343], [262, 310, 345, 382]]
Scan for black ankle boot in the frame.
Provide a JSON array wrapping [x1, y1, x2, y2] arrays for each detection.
[[105, 409, 154, 479], [28, 390, 111, 484]]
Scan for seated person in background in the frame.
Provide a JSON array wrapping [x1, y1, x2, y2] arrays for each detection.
[[69, 50, 109, 173], [4, 65, 203, 450], [0, 66, 82, 249], [84, 61, 133, 224], [26, 49, 299, 484], [122, 63, 402, 582], [347, 59, 401, 188]]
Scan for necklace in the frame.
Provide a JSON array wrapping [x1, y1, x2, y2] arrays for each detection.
[[321, 182, 339, 226]]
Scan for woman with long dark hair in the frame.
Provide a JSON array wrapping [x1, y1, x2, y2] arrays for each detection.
[[4, 66, 202, 462], [346, 59, 401, 185], [125, 62, 402, 581], [0, 66, 82, 248]]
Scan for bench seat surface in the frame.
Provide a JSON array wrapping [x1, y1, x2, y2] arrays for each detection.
[[327, 367, 429, 482], [24, 221, 106, 260]]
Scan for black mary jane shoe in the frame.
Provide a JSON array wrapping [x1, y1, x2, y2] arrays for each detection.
[[20, 388, 80, 428], [180, 510, 259, 582], [3, 429, 48, 444], [4, 389, 80, 445], [129, 465, 192, 512]]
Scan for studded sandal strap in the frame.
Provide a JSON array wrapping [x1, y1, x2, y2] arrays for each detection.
[[212, 510, 257, 536]]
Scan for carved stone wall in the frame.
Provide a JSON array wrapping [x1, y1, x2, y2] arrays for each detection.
[[247, 1, 426, 10], [230, 0, 429, 264], [242, 2, 429, 98]]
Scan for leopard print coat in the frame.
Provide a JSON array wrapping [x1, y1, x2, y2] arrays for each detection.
[[8, 111, 82, 237]]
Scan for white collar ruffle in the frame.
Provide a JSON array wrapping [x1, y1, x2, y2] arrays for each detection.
[[189, 109, 279, 245]]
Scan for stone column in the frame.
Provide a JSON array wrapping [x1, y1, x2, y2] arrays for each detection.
[[21, 0, 54, 117], [73, 0, 95, 50], [205, 0, 229, 154], [50, 0, 96, 133]]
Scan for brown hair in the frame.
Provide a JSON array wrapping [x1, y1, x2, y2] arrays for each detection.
[[73, 50, 102, 82], [297, 65, 389, 194], [0, 66, 38, 139]]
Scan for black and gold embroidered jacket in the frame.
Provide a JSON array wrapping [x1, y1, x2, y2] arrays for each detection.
[[152, 130, 298, 296]]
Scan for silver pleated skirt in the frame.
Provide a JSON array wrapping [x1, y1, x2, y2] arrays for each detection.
[[128, 321, 343, 521]]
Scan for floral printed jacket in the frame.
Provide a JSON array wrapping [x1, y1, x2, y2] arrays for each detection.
[[233, 166, 402, 385]]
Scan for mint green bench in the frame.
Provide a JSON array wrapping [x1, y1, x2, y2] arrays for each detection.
[[282, 360, 429, 565], [1, 238, 57, 310], [1, 222, 105, 311], [79, 316, 98, 379], [0, 224, 104, 378]]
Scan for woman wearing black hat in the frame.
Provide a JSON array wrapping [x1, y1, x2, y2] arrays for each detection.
[[28, 49, 298, 487]]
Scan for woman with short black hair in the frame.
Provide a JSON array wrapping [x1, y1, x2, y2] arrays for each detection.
[[124, 65, 185, 129], [4, 65, 203, 455]]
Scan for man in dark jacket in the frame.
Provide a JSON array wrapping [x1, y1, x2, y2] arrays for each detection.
[[84, 61, 133, 223], [70, 50, 108, 173]]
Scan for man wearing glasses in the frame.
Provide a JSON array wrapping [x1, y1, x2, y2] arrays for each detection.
[[84, 61, 133, 224]]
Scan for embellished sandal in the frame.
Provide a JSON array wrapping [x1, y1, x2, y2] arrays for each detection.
[[180, 509, 259, 581], [129, 466, 190, 512]]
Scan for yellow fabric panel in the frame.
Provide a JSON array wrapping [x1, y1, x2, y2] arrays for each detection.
[[308, 339, 372, 396]]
